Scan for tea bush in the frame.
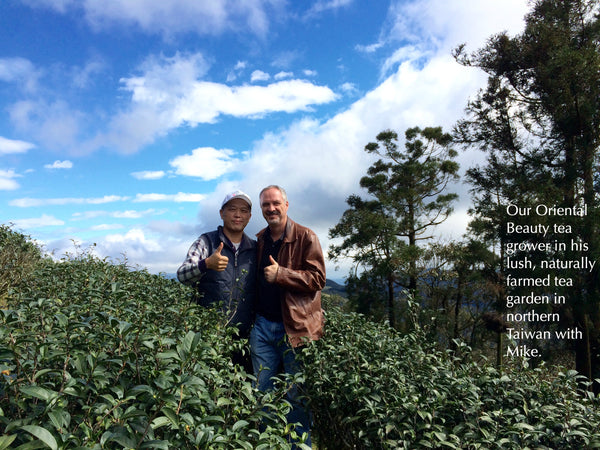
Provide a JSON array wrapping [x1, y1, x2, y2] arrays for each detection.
[[0, 225, 42, 304], [0, 255, 301, 449], [302, 303, 600, 449], [2, 230, 600, 449]]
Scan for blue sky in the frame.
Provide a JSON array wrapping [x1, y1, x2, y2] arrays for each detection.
[[1, 0, 529, 277]]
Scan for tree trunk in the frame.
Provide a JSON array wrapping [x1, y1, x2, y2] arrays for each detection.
[[387, 275, 395, 329]]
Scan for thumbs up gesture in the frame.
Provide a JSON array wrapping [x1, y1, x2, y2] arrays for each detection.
[[205, 242, 229, 271], [264, 255, 279, 283]]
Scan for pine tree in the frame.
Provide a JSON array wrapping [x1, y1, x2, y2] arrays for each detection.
[[455, 0, 600, 382], [330, 127, 459, 328]]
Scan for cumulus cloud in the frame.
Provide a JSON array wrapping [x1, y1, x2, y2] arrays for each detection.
[[44, 160, 73, 169], [11, 192, 202, 209], [250, 70, 270, 82], [94, 226, 191, 273], [169, 147, 238, 180], [97, 53, 337, 153], [46, 220, 200, 273], [0, 136, 36, 154], [306, 0, 353, 16], [11, 195, 129, 208], [12, 214, 65, 229], [131, 170, 166, 180], [72, 209, 165, 220], [274, 71, 293, 80], [0, 169, 21, 190], [90, 223, 124, 231], [21, 0, 285, 38], [3, 52, 337, 156], [378, 0, 528, 76], [134, 193, 206, 203], [113, 208, 167, 218]]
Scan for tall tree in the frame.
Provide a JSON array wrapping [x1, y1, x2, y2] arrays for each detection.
[[329, 126, 459, 328], [455, 0, 600, 381]]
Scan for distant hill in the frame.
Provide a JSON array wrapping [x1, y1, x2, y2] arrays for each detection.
[[323, 279, 347, 296]]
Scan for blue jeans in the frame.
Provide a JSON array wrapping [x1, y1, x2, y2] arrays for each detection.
[[250, 315, 311, 447]]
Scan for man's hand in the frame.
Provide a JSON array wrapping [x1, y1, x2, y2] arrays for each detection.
[[205, 242, 229, 271], [264, 255, 279, 283]]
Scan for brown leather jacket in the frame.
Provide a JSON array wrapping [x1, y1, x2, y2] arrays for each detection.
[[256, 218, 326, 347]]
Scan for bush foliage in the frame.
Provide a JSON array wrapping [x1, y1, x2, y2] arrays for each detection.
[[0, 253, 298, 449], [0, 225, 42, 304], [1, 231, 600, 449], [303, 301, 600, 449]]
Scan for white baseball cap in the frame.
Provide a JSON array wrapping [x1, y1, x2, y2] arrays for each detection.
[[221, 190, 252, 209]]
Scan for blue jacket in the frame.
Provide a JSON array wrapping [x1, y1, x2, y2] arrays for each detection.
[[177, 226, 256, 335]]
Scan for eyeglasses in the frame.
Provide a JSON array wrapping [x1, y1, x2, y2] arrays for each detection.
[[225, 206, 250, 214]]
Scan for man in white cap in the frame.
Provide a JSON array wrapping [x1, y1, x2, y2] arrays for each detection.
[[177, 190, 256, 372]]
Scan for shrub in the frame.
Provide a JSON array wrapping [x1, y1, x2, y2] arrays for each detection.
[[302, 300, 600, 449], [0, 224, 42, 305], [3, 229, 599, 449], [0, 253, 300, 449]]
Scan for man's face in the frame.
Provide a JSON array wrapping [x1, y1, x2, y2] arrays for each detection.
[[220, 198, 251, 233], [260, 188, 289, 227]]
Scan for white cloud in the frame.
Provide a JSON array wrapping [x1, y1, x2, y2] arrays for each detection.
[[11, 193, 203, 208], [113, 209, 167, 218], [103, 228, 163, 256], [274, 71, 293, 80], [11, 195, 129, 207], [5, 52, 337, 156], [0, 57, 40, 92], [131, 170, 166, 180], [339, 82, 358, 95], [45, 221, 199, 274], [12, 214, 65, 229], [169, 147, 238, 180], [271, 51, 301, 69], [306, 0, 353, 15], [71, 58, 106, 89], [91, 223, 124, 231], [380, 0, 528, 74], [44, 160, 73, 169], [380, 45, 428, 78], [178, 80, 335, 121], [0, 136, 36, 154], [251, 70, 270, 82], [134, 192, 206, 203], [9, 99, 86, 154], [355, 42, 384, 53], [0, 169, 21, 190], [72, 209, 165, 220], [88, 226, 193, 273], [22, 0, 285, 38], [227, 61, 248, 82], [98, 53, 337, 153]]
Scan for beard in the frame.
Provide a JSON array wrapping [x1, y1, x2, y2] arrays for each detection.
[[265, 212, 282, 224]]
